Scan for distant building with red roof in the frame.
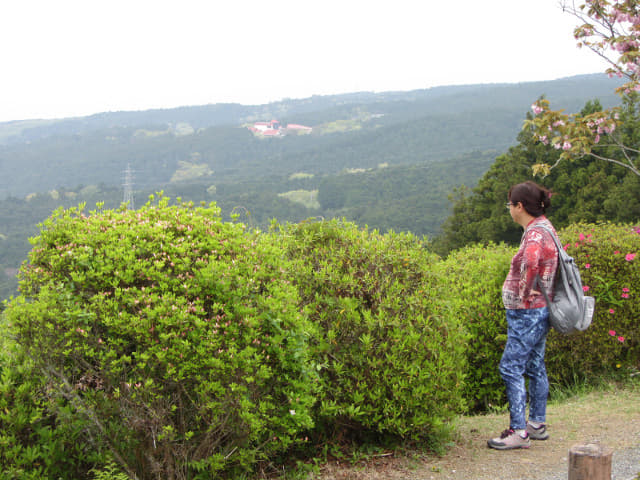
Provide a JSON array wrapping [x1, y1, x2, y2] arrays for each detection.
[[247, 119, 312, 137]]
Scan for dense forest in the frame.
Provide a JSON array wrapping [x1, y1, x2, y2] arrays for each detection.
[[0, 73, 630, 302], [433, 98, 640, 255]]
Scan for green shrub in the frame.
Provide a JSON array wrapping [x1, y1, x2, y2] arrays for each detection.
[[546, 223, 640, 384], [4, 199, 637, 476], [431, 243, 514, 412], [4, 197, 318, 480], [437, 223, 640, 413], [0, 315, 104, 479], [90, 461, 130, 480], [276, 220, 467, 446]]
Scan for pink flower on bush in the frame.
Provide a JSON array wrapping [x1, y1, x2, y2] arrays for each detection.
[[618, 336, 625, 343], [579, 233, 585, 241], [622, 293, 630, 298], [583, 285, 590, 292], [622, 287, 630, 293], [609, 330, 616, 336], [614, 250, 620, 255], [585, 263, 591, 268], [625, 253, 636, 261], [609, 308, 615, 314]]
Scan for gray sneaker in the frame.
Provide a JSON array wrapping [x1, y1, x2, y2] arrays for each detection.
[[526, 422, 549, 440], [487, 429, 531, 450]]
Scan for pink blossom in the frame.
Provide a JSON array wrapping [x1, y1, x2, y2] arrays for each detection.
[[618, 336, 625, 343], [609, 308, 615, 314], [625, 253, 636, 261], [562, 141, 572, 151], [609, 330, 616, 336], [531, 104, 544, 115], [579, 233, 586, 241], [622, 293, 630, 298], [614, 251, 620, 255], [622, 287, 630, 292], [585, 263, 591, 268], [583, 285, 590, 292]]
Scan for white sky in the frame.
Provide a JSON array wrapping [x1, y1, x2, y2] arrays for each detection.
[[0, 0, 610, 123]]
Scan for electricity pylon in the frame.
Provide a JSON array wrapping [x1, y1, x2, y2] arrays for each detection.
[[123, 164, 135, 210]]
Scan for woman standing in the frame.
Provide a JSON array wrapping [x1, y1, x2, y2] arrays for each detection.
[[488, 181, 559, 450]]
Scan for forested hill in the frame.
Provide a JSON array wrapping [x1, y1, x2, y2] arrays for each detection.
[[0, 74, 622, 200], [0, 73, 620, 146], [0, 73, 626, 301]]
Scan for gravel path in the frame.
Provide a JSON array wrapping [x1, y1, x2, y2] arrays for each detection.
[[314, 388, 640, 480]]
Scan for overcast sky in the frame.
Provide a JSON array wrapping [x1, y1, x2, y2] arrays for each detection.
[[0, 0, 611, 123]]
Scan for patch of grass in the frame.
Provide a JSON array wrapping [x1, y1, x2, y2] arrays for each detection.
[[170, 160, 214, 182], [289, 172, 314, 180], [277, 190, 320, 209], [316, 119, 363, 134]]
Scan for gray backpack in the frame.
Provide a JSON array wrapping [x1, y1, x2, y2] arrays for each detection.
[[534, 225, 595, 334]]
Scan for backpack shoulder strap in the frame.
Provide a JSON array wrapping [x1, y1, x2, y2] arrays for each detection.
[[531, 223, 562, 310], [529, 223, 563, 252]]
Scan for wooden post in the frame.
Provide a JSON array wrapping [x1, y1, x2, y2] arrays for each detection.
[[568, 443, 613, 480]]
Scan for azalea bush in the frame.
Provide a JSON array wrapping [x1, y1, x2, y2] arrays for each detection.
[[0, 319, 107, 480], [3, 197, 318, 480], [431, 243, 514, 412], [545, 222, 640, 382], [434, 222, 640, 412], [275, 219, 467, 446], [2, 196, 638, 479]]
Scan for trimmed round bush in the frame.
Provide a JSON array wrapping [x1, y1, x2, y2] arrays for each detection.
[[431, 242, 514, 412], [5, 197, 318, 480], [276, 219, 467, 445]]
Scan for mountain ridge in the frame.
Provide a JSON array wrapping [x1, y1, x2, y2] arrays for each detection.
[[0, 73, 619, 146], [0, 72, 628, 301]]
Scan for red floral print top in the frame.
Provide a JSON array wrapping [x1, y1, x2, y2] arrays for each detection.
[[502, 216, 559, 310]]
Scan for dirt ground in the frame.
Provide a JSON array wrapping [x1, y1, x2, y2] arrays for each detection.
[[312, 386, 640, 480]]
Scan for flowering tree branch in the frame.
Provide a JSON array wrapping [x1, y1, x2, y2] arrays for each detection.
[[525, 0, 640, 176]]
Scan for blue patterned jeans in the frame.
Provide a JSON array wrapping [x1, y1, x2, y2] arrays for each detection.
[[499, 307, 550, 430]]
